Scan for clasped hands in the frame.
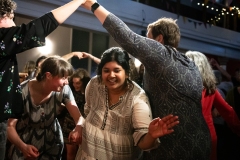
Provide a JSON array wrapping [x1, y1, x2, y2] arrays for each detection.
[[78, 0, 97, 10], [68, 125, 83, 144]]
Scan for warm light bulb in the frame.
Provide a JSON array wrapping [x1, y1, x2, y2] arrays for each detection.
[[37, 38, 53, 55]]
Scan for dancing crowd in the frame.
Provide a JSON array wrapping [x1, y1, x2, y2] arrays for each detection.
[[0, 0, 240, 160]]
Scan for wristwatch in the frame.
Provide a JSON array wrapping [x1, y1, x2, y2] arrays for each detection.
[[91, 2, 100, 13]]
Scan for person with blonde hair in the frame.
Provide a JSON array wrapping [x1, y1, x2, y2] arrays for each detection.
[[185, 50, 240, 160]]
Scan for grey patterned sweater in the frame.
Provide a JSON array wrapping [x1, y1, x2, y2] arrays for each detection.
[[103, 13, 211, 160]]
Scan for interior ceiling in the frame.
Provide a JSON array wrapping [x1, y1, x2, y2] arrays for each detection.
[[137, 0, 240, 32]]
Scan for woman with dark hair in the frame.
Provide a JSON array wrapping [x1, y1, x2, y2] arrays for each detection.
[[61, 68, 90, 160], [75, 47, 179, 160], [7, 56, 84, 159], [69, 68, 90, 117]]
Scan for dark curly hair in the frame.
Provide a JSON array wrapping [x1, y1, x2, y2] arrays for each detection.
[[0, 0, 17, 18]]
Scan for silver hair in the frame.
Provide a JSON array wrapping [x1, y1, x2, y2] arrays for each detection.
[[185, 50, 217, 95]]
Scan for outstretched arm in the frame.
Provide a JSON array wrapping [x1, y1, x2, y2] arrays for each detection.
[[138, 114, 179, 150], [65, 101, 84, 144], [81, 1, 162, 67], [81, 52, 101, 64], [7, 119, 40, 159], [210, 58, 231, 81], [52, 0, 86, 24], [214, 90, 240, 136], [62, 51, 101, 64], [62, 52, 84, 61]]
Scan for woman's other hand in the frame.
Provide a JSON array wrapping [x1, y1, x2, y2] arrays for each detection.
[[21, 144, 39, 160], [148, 114, 179, 138], [68, 125, 83, 145]]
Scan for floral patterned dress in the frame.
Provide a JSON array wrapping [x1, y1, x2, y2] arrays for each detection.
[[0, 12, 58, 122]]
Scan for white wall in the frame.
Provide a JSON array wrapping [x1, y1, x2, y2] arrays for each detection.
[[15, 16, 72, 71], [14, 0, 240, 70]]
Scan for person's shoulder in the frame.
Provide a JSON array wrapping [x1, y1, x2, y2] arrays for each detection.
[[166, 46, 191, 61], [20, 79, 30, 87], [84, 76, 102, 92], [35, 12, 58, 26], [20, 79, 31, 95], [0, 26, 20, 36], [91, 75, 98, 81], [131, 81, 146, 94], [89, 76, 100, 84], [130, 81, 150, 104], [63, 84, 71, 90]]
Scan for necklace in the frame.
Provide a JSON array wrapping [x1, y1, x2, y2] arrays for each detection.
[[101, 86, 129, 130], [105, 87, 125, 109]]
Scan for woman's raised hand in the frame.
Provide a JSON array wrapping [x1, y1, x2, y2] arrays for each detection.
[[148, 114, 179, 139]]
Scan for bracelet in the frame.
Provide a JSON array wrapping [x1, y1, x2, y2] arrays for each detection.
[[91, 2, 100, 13]]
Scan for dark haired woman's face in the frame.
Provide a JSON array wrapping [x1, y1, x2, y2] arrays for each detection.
[[102, 61, 128, 91], [72, 77, 82, 92]]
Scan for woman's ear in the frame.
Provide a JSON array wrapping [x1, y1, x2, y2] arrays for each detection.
[[45, 72, 52, 79]]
